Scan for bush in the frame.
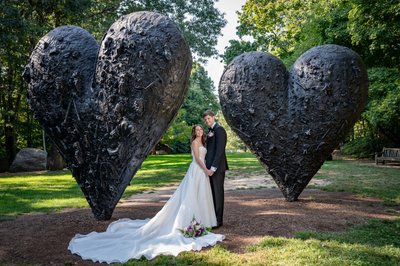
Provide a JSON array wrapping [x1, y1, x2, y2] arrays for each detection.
[[170, 141, 190, 154], [341, 137, 388, 158]]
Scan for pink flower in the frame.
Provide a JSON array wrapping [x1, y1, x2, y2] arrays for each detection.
[[179, 216, 208, 238]]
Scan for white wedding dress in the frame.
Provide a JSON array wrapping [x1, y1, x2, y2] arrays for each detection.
[[68, 144, 224, 263]]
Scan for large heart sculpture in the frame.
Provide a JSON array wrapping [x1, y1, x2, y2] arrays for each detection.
[[219, 45, 368, 201], [23, 12, 192, 220]]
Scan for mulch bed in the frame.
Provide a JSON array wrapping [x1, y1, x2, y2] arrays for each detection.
[[0, 188, 398, 265]]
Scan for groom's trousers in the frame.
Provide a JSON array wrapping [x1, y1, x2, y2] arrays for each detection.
[[209, 171, 225, 225]]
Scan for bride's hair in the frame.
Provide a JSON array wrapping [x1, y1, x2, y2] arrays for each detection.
[[191, 124, 206, 145]]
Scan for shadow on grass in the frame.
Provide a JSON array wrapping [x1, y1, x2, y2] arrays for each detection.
[[0, 185, 86, 217], [296, 219, 400, 248], [0, 187, 399, 265], [312, 159, 400, 205], [121, 196, 400, 266]]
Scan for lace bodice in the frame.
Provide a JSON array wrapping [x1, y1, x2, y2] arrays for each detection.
[[191, 144, 207, 162]]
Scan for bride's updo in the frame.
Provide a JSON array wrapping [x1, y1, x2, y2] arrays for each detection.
[[191, 124, 206, 145]]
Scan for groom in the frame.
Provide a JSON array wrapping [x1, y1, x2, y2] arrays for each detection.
[[203, 110, 228, 229]]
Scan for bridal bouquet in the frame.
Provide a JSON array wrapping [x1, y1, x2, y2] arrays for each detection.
[[179, 216, 208, 238]]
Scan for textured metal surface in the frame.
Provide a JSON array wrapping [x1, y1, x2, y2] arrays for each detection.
[[23, 12, 192, 220], [219, 44, 368, 201]]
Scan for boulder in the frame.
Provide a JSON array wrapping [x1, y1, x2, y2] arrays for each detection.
[[9, 148, 47, 172]]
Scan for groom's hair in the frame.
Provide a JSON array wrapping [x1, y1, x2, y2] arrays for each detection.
[[203, 110, 215, 117]]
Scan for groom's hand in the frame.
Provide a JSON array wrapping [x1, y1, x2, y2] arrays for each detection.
[[207, 169, 214, 176]]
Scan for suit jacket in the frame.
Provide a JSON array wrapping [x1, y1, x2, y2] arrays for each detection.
[[205, 123, 229, 173]]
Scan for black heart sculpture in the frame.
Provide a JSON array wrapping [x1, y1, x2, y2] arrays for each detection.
[[23, 12, 192, 220], [219, 45, 368, 201]]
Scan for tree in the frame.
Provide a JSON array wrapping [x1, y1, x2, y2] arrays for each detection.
[[228, 0, 400, 157], [286, 0, 400, 68], [181, 62, 219, 125], [221, 39, 259, 65], [161, 63, 220, 153], [347, 0, 400, 68], [161, 109, 192, 153], [0, 0, 226, 165], [363, 68, 400, 146], [0, 0, 103, 166], [341, 68, 400, 157], [217, 112, 246, 151], [235, 0, 400, 68], [237, 0, 316, 58], [119, 0, 226, 58], [282, 0, 353, 66]]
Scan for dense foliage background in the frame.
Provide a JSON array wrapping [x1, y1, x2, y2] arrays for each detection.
[[225, 0, 400, 157], [0, 0, 226, 168]]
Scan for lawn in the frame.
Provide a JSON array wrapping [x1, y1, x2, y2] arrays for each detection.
[[0, 153, 399, 265], [312, 159, 400, 205], [123, 219, 400, 266], [0, 152, 263, 217], [1, 153, 398, 217]]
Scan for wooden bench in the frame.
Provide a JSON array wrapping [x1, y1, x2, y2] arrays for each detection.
[[375, 148, 400, 164]]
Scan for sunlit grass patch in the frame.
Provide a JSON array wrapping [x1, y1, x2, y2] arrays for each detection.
[[1, 153, 398, 218], [0, 153, 399, 265], [312, 160, 400, 205], [0, 170, 87, 217], [121, 219, 400, 265]]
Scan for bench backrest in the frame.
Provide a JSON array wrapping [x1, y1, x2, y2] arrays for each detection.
[[383, 148, 400, 157]]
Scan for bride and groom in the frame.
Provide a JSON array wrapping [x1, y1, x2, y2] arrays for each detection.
[[68, 110, 229, 263]]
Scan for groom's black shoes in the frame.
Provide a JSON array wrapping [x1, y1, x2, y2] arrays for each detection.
[[212, 223, 223, 229]]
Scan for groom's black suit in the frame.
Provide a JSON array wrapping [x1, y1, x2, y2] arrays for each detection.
[[205, 122, 228, 226]]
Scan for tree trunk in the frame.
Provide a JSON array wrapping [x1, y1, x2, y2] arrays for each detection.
[[27, 107, 33, 147], [3, 66, 21, 166], [4, 123, 16, 166], [47, 142, 65, 170]]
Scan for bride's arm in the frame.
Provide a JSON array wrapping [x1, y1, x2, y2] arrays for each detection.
[[192, 141, 209, 173]]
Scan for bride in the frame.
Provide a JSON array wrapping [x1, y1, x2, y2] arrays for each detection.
[[68, 125, 225, 263]]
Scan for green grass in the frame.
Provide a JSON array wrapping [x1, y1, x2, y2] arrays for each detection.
[[0, 152, 263, 217], [226, 152, 264, 173], [124, 154, 192, 197], [1, 153, 399, 265], [125, 152, 264, 197], [0, 154, 191, 218], [0, 154, 398, 217], [312, 160, 400, 205], [120, 219, 400, 265], [0, 170, 87, 217]]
